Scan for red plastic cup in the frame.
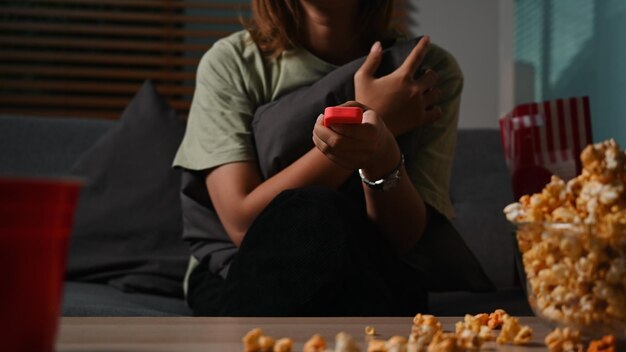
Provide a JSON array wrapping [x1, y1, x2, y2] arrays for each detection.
[[0, 176, 82, 352]]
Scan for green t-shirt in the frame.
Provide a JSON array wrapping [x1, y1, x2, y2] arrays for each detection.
[[173, 30, 335, 172], [173, 30, 462, 219]]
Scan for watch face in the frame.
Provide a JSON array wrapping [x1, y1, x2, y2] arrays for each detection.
[[359, 154, 404, 191], [381, 173, 400, 191], [362, 169, 401, 191]]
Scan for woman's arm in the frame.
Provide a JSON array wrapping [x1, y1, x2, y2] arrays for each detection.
[[361, 154, 427, 254], [210, 104, 426, 253], [205, 147, 351, 247], [313, 105, 426, 254], [317, 36, 443, 252], [336, 36, 463, 250]]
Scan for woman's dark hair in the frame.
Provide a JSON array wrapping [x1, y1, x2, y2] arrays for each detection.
[[245, 0, 398, 58]]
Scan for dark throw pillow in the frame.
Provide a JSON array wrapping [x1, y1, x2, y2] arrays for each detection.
[[252, 37, 495, 292], [67, 81, 189, 298]]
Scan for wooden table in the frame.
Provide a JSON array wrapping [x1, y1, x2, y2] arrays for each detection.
[[56, 316, 550, 351]]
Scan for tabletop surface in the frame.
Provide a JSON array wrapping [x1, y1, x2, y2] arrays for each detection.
[[56, 316, 551, 351]]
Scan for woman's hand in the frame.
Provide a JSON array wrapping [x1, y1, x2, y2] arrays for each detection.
[[312, 101, 401, 178], [354, 36, 442, 136], [313, 102, 426, 252]]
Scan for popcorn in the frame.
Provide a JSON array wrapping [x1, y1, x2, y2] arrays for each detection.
[[426, 332, 462, 352], [303, 334, 327, 352], [455, 328, 483, 350], [365, 326, 377, 337], [495, 315, 533, 345], [454, 315, 483, 334], [513, 326, 533, 345], [453, 314, 493, 344], [367, 339, 387, 352], [243, 328, 274, 352], [367, 336, 408, 352], [243, 311, 546, 352], [385, 336, 408, 352], [243, 328, 262, 352], [587, 335, 616, 352], [472, 314, 489, 327], [274, 338, 293, 352], [504, 203, 525, 223], [504, 139, 626, 331], [505, 140, 626, 224], [335, 332, 359, 352], [243, 329, 292, 352], [409, 314, 443, 351], [544, 327, 584, 352]]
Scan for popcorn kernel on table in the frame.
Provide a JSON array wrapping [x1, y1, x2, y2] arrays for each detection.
[[513, 326, 533, 345], [273, 338, 293, 352], [335, 332, 359, 352], [303, 334, 326, 352], [365, 326, 376, 336], [367, 338, 387, 352], [544, 327, 584, 352], [242, 311, 539, 352], [426, 332, 462, 352], [386, 336, 408, 352], [587, 335, 616, 352], [412, 314, 440, 327], [454, 314, 489, 334], [410, 313, 443, 351], [243, 328, 263, 352], [258, 335, 275, 351], [496, 315, 533, 345], [456, 328, 483, 350]]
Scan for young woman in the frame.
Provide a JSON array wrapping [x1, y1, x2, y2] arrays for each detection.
[[173, 0, 463, 316]]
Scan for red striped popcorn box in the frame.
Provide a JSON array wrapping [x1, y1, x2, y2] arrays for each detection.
[[499, 97, 593, 199]]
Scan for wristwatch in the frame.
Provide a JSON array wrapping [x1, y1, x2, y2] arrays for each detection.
[[358, 154, 404, 191]]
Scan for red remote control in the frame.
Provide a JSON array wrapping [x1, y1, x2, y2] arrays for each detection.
[[323, 106, 363, 127]]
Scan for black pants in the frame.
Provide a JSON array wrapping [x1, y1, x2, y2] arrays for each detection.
[[187, 186, 427, 316]]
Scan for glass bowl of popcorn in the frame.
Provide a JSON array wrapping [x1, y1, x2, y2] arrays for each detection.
[[513, 221, 626, 339], [505, 139, 626, 339]]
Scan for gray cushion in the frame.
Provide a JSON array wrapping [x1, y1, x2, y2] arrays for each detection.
[[67, 81, 189, 298], [451, 129, 516, 288], [0, 115, 114, 175], [62, 281, 191, 316]]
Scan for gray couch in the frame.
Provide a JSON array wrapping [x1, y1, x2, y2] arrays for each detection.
[[0, 115, 531, 316]]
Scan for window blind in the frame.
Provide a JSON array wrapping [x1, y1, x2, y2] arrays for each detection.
[[1, 0, 407, 120]]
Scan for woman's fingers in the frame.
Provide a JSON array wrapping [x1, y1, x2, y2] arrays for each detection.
[[312, 134, 352, 170], [355, 41, 383, 80], [399, 35, 430, 77], [422, 87, 442, 108], [330, 123, 377, 140], [313, 115, 347, 153], [417, 69, 438, 92], [317, 122, 377, 147], [312, 130, 365, 170], [313, 110, 384, 170], [423, 106, 443, 124]]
